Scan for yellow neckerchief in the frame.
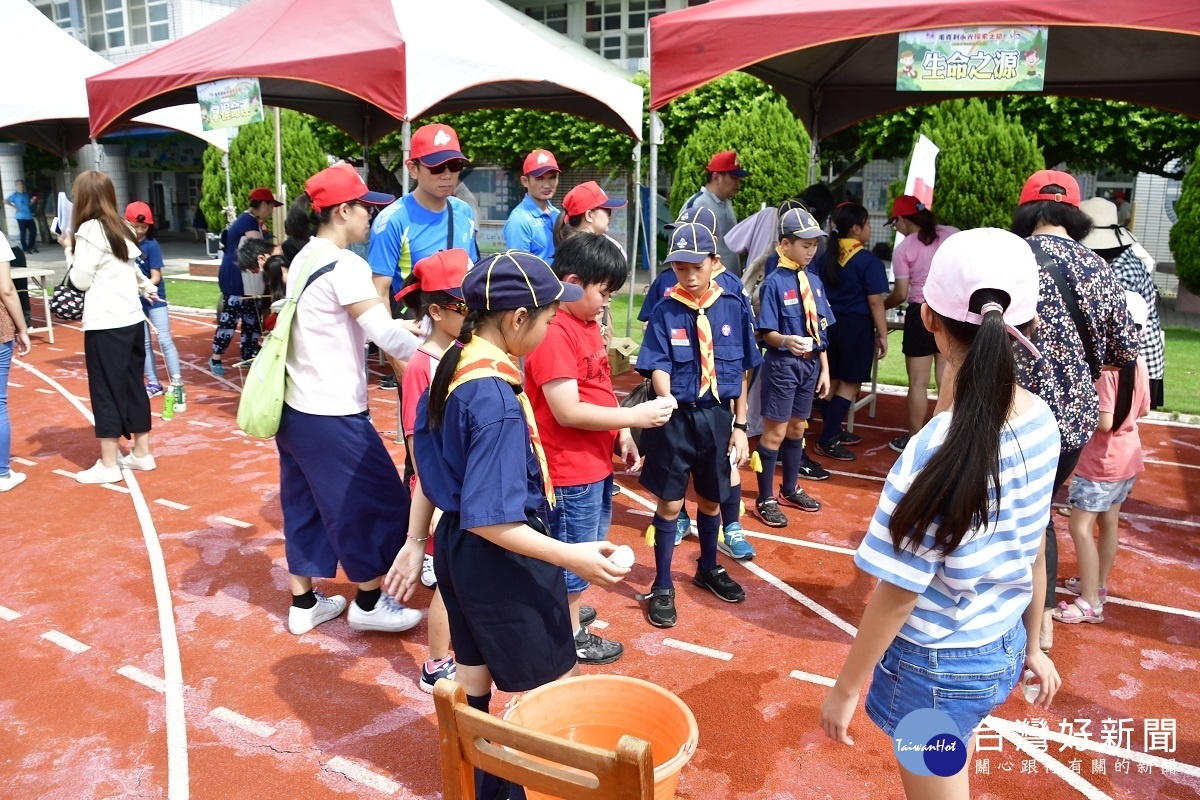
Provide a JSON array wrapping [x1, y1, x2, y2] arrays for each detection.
[[838, 237, 864, 267], [667, 280, 724, 401], [447, 335, 554, 509], [775, 245, 821, 341]]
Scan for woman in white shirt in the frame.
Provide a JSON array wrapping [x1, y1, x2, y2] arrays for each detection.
[[60, 171, 159, 484]]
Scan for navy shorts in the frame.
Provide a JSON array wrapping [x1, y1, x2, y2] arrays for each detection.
[[902, 302, 939, 358], [275, 405, 409, 583], [639, 403, 732, 504], [759, 349, 820, 422], [826, 312, 875, 384], [434, 511, 576, 693], [865, 623, 1026, 745]]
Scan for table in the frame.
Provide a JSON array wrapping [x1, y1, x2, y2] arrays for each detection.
[[845, 319, 904, 433], [10, 267, 55, 344]]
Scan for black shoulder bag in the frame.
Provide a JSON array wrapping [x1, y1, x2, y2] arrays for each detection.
[[1028, 238, 1100, 380]]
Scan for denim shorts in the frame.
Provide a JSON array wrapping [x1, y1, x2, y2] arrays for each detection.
[[546, 474, 613, 593], [865, 623, 1026, 744], [1069, 475, 1136, 512]]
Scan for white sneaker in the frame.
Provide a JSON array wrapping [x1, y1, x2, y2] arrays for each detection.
[[288, 591, 347, 635], [421, 554, 437, 588], [76, 460, 123, 484], [0, 471, 27, 492], [117, 452, 157, 471], [347, 593, 422, 633]]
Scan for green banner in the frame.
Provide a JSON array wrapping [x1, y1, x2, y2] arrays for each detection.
[[197, 77, 265, 131], [897, 26, 1049, 92]]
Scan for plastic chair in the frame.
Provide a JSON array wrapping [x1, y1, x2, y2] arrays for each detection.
[[433, 679, 654, 800]]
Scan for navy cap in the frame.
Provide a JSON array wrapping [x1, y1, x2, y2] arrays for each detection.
[[463, 250, 584, 311], [664, 205, 718, 234], [779, 208, 827, 240], [665, 222, 718, 264]]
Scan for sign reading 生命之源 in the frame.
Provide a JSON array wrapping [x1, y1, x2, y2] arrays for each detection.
[[897, 26, 1049, 92], [197, 77, 265, 131]]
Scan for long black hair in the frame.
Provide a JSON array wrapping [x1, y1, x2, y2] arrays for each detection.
[[907, 209, 939, 246], [289, 192, 337, 232], [262, 254, 287, 303], [888, 289, 1034, 556], [824, 203, 870, 288]]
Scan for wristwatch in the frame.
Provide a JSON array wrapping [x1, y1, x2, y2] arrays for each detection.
[[732, 422, 748, 431]]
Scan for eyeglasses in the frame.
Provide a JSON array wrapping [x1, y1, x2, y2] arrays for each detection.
[[424, 160, 467, 175], [442, 301, 470, 316]]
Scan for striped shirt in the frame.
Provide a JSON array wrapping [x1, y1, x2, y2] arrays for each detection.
[[855, 395, 1060, 648]]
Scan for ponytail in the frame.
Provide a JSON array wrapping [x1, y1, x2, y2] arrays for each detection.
[[427, 310, 481, 430], [1110, 361, 1138, 431], [553, 210, 583, 248], [290, 192, 335, 233], [889, 290, 1023, 556], [913, 209, 938, 246]]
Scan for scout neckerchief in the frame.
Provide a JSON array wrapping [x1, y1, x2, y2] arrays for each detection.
[[775, 245, 822, 342], [837, 238, 864, 267], [668, 280, 725, 401], [447, 335, 555, 509]]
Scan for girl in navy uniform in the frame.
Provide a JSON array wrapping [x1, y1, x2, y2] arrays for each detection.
[[636, 223, 762, 628]]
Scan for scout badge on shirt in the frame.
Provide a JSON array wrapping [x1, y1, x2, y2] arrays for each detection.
[[662, 286, 673, 298], [721, 323, 732, 337], [783, 288, 799, 307], [670, 328, 690, 347]]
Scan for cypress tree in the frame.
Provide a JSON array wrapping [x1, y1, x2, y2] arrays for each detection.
[[1169, 145, 1200, 294]]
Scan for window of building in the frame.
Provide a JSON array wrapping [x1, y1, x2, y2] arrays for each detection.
[[581, 0, 664, 60], [523, 3, 568, 35], [86, 0, 170, 50], [35, 1, 76, 30]]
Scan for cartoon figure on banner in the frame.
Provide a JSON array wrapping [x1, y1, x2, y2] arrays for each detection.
[[898, 50, 918, 79], [1022, 49, 1041, 78]]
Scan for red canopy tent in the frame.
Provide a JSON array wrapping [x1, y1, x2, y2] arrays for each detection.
[[649, 0, 1200, 139]]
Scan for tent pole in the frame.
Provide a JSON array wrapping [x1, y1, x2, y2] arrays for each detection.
[[648, 110, 661, 276], [627, 141, 643, 337], [222, 148, 233, 223], [273, 106, 283, 199], [401, 121, 412, 196], [362, 111, 371, 180]]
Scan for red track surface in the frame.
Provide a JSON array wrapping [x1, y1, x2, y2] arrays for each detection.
[[2, 312, 1198, 799]]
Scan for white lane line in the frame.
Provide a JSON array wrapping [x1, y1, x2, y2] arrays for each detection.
[[789, 670, 835, 687], [182, 358, 241, 392], [624, 507, 858, 556], [214, 516, 252, 529], [186, 420, 215, 428], [825, 468, 886, 483], [0, 605, 22, 621], [52, 468, 78, 479], [209, 706, 276, 739], [1051, 502, 1200, 530], [35, 387, 54, 394], [11, 457, 36, 467], [376, 398, 398, 405], [742, 561, 858, 638], [990, 716, 1200, 779], [42, 630, 90, 654], [118, 665, 167, 693], [987, 718, 1114, 800], [15, 359, 190, 800], [47, 347, 64, 352], [7, 382, 21, 388], [1145, 458, 1199, 471], [102, 483, 131, 494], [1053, 587, 1199, 620], [325, 756, 400, 795], [662, 638, 733, 661], [590, 619, 609, 630], [155, 498, 191, 511]]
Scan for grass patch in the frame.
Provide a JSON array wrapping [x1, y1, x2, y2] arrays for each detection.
[[165, 279, 221, 310], [1162, 327, 1200, 416]]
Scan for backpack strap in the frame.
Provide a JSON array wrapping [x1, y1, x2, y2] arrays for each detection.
[[1028, 238, 1100, 379]]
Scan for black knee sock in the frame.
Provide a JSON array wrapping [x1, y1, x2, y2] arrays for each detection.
[[355, 587, 381, 611], [697, 511, 721, 571], [467, 692, 491, 714], [820, 396, 851, 446], [652, 514, 677, 589], [755, 445, 779, 500], [780, 437, 805, 492], [720, 493, 742, 528], [466, 693, 511, 800], [291, 590, 317, 610]]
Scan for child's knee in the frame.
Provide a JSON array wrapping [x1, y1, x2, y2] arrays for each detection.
[[787, 418, 809, 439], [696, 498, 720, 516], [656, 498, 684, 519]]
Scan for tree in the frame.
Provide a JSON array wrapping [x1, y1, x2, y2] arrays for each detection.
[[913, 98, 1044, 230], [669, 98, 812, 220], [200, 110, 328, 231], [1170, 146, 1200, 294]]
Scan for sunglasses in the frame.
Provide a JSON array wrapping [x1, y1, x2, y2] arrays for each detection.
[[441, 300, 470, 316], [347, 200, 379, 217], [422, 160, 467, 175]]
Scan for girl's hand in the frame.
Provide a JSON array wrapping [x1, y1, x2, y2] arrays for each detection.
[[819, 685, 859, 745], [14, 331, 32, 357], [1023, 650, 1061, 707], [57, 232, 71, 249], [875, 332, 888, 360], [383, 537, 426, 603], [729, 428, 750, 467], [564, 541, 629, 587]]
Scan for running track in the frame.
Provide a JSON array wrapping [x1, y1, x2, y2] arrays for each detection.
[[1, 310, 1197, 799]]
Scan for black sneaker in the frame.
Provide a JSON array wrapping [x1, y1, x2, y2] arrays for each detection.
[[646, 587, 676, 628], [779, 485, 821, 513], [379, 373, 398, 390], [797, 454, 831, 481], [889, 435, 911, 453], [752, 497, 788, 528], [813, 440, 856, 462], [836, 430, 863, 446], [693, 562, 746, 603], [579, 605, 597, 627], [574, 628, 624, 665]]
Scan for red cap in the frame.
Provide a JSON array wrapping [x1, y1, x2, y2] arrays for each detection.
[[706, 150, 750, 177], [1018, 170, 1081, 207], [124, 201, 154, 225], [410, 123, 467, 167], [249, 187, 282, 206], [395, 248, 470, 302], [1112, 190, 1127, 200], [885, 194, 927, 226], [523, 149, 561, 177], [305, 163, 394, 213], [562, 181, 627, 218]]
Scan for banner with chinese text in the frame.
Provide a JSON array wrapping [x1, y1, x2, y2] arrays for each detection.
[[896, 27, 1049, 92], [197, 78, 265, 131]]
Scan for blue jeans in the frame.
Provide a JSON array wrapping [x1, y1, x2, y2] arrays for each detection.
[[0, 341, 12, 476], [547, 475, 614, 593], [143, 305, 181, 383]]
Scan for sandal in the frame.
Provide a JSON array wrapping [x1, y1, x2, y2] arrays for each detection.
[[1063, 577, 1107, 604], [1052, 598, 1104, 624]]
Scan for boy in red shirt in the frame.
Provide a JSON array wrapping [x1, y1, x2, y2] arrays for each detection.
[[524, 235, 674, 663]]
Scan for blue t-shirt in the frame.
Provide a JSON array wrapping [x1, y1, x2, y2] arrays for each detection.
[[135, 238, 167, 310], [756, 266, 835, 351], [6, 192, 33, 220], [637, 290, 762, 402], [368, 193, 480, 294], [822, 248, 889, 317], [503, 194, 559, 263], [218, 211, 264, 295], [638, 267, 749, 323], [413, 378, 546, 530]]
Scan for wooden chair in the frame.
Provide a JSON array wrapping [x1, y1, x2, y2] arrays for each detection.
[[433, 679, 655, 800]]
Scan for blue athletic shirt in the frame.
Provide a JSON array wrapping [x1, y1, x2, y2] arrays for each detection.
[[135, 238, 167, 310], [503, 194, 559, 264], [756, 265, 835, 351], [368, 193, 480, 295], [636, 290, 762, 402], [218, 211, 263, 295], [855, 395, 1060, 648], [822, 248, 888, 317], [6, 191, 33, 219], [413, 378, 546, 530], [638, 267, 750, 323]]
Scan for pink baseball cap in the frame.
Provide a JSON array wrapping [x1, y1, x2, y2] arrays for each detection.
[[924, 228, 1041, 358]]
